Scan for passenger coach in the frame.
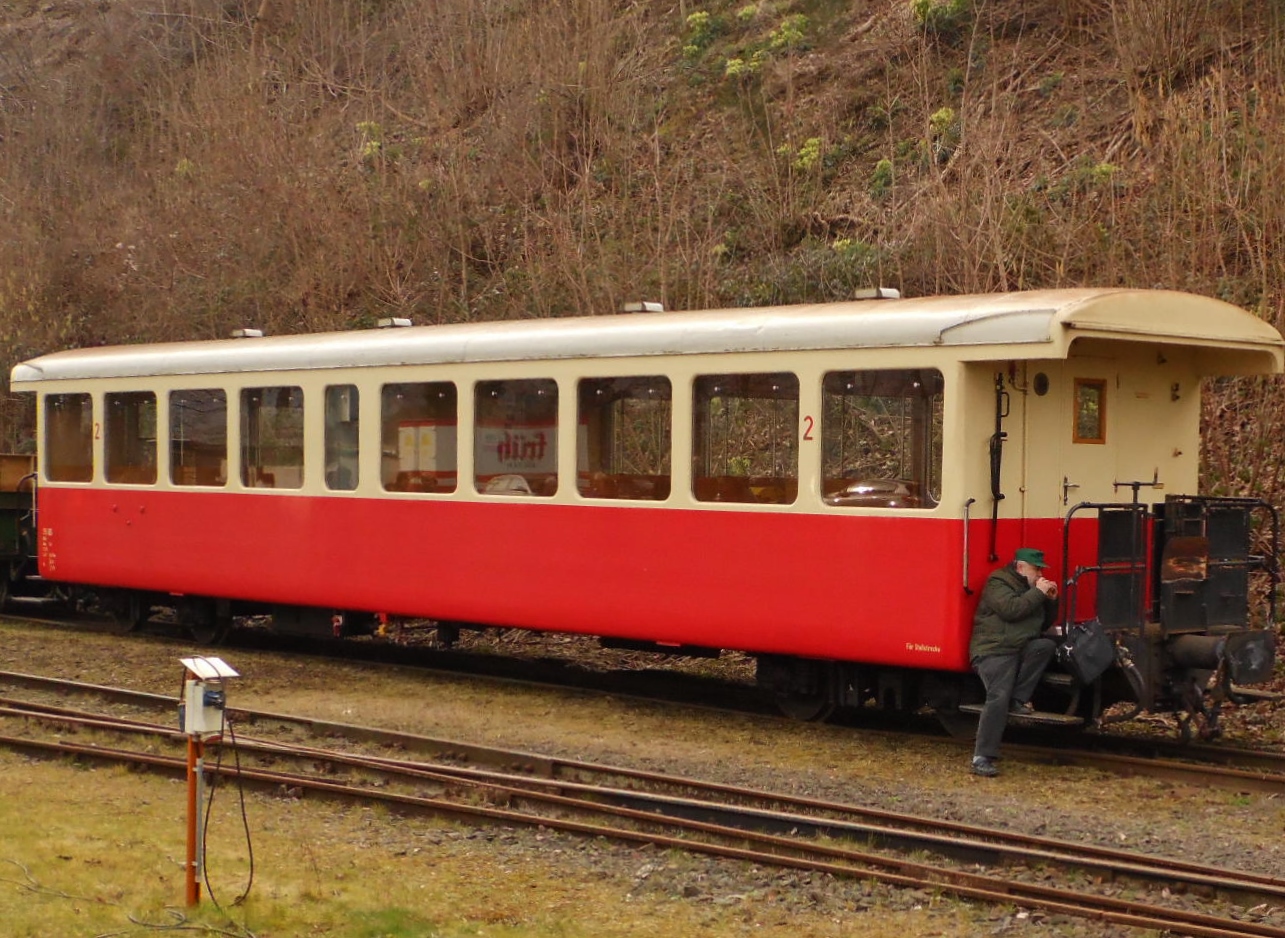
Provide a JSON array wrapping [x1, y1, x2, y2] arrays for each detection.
[[9, 289, 1284, 732]]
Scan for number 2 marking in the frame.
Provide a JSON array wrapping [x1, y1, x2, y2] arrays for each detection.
[[802, 415, 814, 441]]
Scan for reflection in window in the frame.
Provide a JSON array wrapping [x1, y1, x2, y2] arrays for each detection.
[[692, 373, 798, 505], [105, 391, 157, 485], [475, 379, 557, 496], [171, 390, 228, 486], [324, 385, 360, 491], [821, 369, 943, 509], [241, 386, 304, 489], [45, 393, 93, 482], [577, 377, 672, 501], [1074, 378, 1106, 444], [381, 382, 457, 493]]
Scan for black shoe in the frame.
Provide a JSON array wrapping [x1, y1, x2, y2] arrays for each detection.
[[1009, 700, 1035, 715], [970, 756, 999, 777]]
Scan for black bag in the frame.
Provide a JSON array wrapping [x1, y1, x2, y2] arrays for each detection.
[[1057, 619, 1116, 685]]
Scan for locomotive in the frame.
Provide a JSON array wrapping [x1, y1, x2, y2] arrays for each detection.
[[3, 288, 1281, 739]]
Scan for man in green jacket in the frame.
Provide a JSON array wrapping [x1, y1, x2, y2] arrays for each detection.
[[968, 547, 1058, 777]]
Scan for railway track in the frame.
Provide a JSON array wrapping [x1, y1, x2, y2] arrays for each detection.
[[0, 608, 775, 714], [2, 671, 1285, 937], [4, 648, 1285, 793], [11, 608, 1285, 774]]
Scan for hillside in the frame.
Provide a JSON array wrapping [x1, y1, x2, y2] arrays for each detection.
[[1, 0, 1284, 497]]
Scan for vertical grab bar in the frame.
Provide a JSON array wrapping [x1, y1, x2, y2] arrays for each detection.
[[963, 497, 977, 594]]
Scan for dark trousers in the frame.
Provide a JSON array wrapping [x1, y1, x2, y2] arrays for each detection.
[[972, 638, 1056, 760]]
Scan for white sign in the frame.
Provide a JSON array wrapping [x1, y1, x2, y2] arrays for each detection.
[[475, 425, 557, 477]]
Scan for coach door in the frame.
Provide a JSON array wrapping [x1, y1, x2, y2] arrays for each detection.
[[1018, 360, 1117, 623], [1021, 360, 1119, 516]]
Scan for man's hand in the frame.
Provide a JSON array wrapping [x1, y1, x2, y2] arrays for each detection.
[[1036, 577, 1058, 598]]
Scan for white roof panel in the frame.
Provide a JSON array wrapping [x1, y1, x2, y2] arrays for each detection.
[[11, 288, 1282, 384], [180, 656, 239, 680]]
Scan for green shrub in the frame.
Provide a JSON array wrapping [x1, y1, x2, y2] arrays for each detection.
[[928, 106, 959, 163], [1039, 71, 1064, 97], [870, 158, 895, 199], [768, 14, 809, 52], [911, 0, 971, 39], [683, 10, 723, 59]]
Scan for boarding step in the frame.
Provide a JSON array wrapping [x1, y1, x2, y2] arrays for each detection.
[[1041, 672, 1077, 689], [957, 703, 1084, 726]]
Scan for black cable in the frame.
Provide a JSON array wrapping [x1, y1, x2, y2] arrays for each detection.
[[226, 716, 256, 905], [200, 704, 255, 909], [199, 708, 225, 911]]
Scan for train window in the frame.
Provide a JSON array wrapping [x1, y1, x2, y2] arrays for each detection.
[[577, 377, 672, 501], [381, 382, 457, 493], [241, 386, 304, 489], [171, 389, 228, 487], [44, 393, 93, 483], [324, 385, 360, 491], [821, 369, 943, 510], [475, 378, 558, 497], [692, 373, 798, 505], [104, 391, 157, 485], [1074, 378, 1107, 444]]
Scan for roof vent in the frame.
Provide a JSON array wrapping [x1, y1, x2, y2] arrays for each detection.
[[853, 287, 900, 300], [621, 301, 664, 313], [378, 317, 413, 328], [231, 328, 264, 338]]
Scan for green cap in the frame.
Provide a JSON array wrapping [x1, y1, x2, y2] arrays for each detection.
[[1015, 547, 1047, 568]]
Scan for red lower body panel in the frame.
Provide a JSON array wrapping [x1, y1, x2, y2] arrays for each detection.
[[36, 488, 1094, 673]]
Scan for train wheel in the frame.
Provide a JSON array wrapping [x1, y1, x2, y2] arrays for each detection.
[[179, 598, 229, 645], [102, 590, 148, 635], [188, 617, 230, 645], [774, 692, 836, 722], [758, 657, 840, 722]]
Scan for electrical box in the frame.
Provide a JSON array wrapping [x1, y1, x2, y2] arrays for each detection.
[[178, 656, 239, 737]]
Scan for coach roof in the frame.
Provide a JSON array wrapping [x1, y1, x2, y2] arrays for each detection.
[[11, 288, 1284, 384]]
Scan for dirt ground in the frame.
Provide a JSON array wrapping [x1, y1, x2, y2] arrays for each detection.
[[3, 615, 1285, 937]]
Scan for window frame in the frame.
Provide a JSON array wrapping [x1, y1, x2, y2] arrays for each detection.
[[324, 384, 361, 492], [380, 381, 458, 494], [170, 388, 229, 488], [691, 371, 800, 506], [240, 385, 305, 489], [44, 392, 94, 483], [474, 378, 559, 497], [576, 375, 673, 502], [1073, 377, 1107, 445], [818, 367, 944, 511], [104, 390, 158, 486]]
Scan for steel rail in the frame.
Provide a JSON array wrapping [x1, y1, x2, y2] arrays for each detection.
[[6, 682, 1285, 902], [4, 699, 1285, 917], [8, 667, 1285, 796], [0, 729, 1280, 938], [1013, 742, 1285, 793]]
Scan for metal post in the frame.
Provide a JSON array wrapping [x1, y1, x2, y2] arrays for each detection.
[[185, 734, 204, 907], [178, 656, 238, 909]]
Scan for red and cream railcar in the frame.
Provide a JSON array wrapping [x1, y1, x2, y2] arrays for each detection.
[[10, 289, 1284, 725]]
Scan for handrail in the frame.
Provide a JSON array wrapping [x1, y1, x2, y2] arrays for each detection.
[[962, 497, 976, 595], [987, 373, 1008, 562]]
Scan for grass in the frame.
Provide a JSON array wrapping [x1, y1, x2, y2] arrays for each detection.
[[0, 751, 986, 938]]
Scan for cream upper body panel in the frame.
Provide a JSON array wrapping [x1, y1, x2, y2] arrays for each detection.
[[11, 288, 1283, 386]]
